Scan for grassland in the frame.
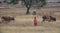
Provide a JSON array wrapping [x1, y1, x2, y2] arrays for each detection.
[[0, 7, 60, 33]]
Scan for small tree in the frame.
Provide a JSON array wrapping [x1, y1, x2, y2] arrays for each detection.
[[21, 0, 47, 15]]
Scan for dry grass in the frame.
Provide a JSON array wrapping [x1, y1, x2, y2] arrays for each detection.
[[0, 26, 60, 33], [0, 15, 60, 33]]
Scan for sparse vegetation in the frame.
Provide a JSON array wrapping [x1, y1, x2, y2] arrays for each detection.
[[21, 0, 47, 14], [0, 7, 60, 33]]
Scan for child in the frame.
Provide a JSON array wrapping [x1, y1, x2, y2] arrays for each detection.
[[34, 16, 38, 26]]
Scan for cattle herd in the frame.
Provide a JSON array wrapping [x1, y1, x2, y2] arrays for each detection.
[[0, 15, 56, 24], [42, 15, 56, 22]]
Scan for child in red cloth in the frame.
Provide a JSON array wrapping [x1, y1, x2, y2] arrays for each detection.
[[34, 16, 38, 26]]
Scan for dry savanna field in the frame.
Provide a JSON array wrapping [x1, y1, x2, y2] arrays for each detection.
[[0, 7, 60, 33]]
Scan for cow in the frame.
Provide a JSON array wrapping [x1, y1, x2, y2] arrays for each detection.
[[1, 16, 15, 22], [50, 16, 56, 21]]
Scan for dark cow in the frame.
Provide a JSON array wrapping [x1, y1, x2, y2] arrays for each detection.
[[42, 15, 56, 22], [50, 16, 56, 21], [42, 15, 47, 21], [1, 16, 15, 22]]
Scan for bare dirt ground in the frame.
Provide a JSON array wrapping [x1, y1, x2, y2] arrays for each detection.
[[0, 8, 60, 33]]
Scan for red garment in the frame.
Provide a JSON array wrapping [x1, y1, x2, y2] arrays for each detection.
[[34, 17, 38, 26]]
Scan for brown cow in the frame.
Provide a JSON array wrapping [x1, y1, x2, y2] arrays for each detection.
[[1, 16, 15, 22]]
